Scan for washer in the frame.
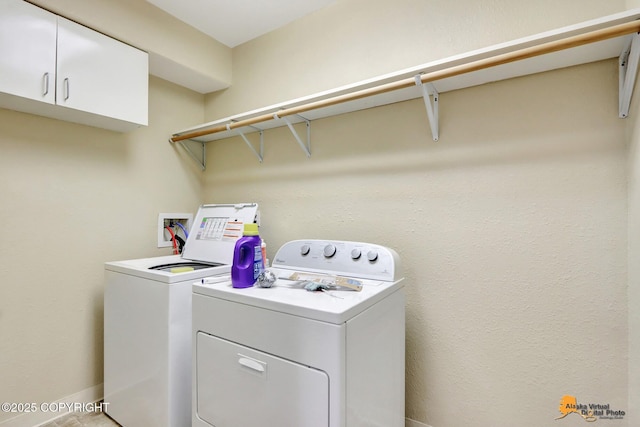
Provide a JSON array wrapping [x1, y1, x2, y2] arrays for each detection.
[[192, 239, 405, 427], [104, 203, 259, 427]]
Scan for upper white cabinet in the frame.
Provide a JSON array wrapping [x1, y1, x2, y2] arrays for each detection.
[[0, 0, 57, 104], [0, 0, 148, 132], [56, 17, 148, 126]]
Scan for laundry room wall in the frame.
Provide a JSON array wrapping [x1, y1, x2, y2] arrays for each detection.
[[205, 0, 624, 118], [204, 60, 629, 427], [624, 0, 640, 419], [0, 75, 205, 425], [0, 0, 635, 426], [202, 1, 631, 426], [627, 91, 640, 427]]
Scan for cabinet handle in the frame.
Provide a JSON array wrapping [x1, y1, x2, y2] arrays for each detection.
[[63, 78, 70, 100], [42, 73, 49, 96], [238, 355, 265, 373]]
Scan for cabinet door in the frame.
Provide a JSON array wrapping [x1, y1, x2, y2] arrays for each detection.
[[196, 332, 330, 427], [0, 0, 56, 104], [56, 17, 148, 126]]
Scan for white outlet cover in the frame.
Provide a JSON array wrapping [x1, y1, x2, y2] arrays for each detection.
[[158, 212, 193, 248]]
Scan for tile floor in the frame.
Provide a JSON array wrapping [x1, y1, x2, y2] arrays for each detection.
[[40, 411, 120, 427]]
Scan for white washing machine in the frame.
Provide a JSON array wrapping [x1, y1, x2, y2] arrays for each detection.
[[104, 203, 259, 427], [192, 239, 405, 427]]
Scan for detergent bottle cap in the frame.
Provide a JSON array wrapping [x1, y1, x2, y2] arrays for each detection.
[[243, 223, 259, 236]]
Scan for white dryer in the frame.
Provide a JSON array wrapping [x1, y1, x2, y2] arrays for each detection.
[[192, 239, 405, 427], [104, 203, 259, 427]]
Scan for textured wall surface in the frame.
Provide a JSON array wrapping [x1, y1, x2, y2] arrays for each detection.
[[627, 107, 640, 427], [0, 0, 634, 426], [624, 0, 640, 418], [0, 77, 204, 424], [204, 2, 632, 424], [203, 60, 628, 426], [625, 0, 639, 418], [206, 0, 624, 119]]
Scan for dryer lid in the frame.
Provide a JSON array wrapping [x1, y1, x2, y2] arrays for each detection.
[[182, 203, 259, 265]]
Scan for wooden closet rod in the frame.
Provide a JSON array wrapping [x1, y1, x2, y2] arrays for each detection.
[[171, 19, 640, 143]]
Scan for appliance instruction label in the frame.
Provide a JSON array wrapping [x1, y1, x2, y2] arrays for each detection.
[[196, 217, 243, 242]]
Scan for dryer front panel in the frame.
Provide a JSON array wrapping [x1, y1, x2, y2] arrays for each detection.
[[196, 332, 329, 427]]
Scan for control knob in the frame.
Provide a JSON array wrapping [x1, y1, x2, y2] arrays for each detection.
[[367, 250, 378, 262], [351, 248, 362, 260], [300, 244, 310, 256], [323, 244, 337, 258]]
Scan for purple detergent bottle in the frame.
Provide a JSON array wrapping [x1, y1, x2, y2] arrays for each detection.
[[231, 223, 263, 288]]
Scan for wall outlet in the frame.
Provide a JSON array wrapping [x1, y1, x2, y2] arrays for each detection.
[[158, 213, 193, 248]]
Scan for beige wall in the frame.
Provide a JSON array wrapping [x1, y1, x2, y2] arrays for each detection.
[[205, 0, 623, 119], [625, 0, 640, 423], [0, 76, 204, 424], [1, 0, 636, 426], [627, 94, 640, 427], [204, 1, 631, 425], [203, 59, 629, 427]]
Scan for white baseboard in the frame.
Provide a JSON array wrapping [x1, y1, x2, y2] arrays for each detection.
[[0, 384, 103, 427], [406, 417, 432, 427]]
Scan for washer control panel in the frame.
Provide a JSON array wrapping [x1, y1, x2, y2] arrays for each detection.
[[272, 239, 401, 281]]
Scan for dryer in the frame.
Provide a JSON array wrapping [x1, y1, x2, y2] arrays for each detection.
[[104, 203, 259, 427], [192, 239, 405, 427]]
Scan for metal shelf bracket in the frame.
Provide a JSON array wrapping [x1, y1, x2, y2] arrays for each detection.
[[274, 113, 311, 157], [170, 138, 206, 170], [228, 124, 264, 162], [619, 33, 640, 118], [415, 75, 439, 141]]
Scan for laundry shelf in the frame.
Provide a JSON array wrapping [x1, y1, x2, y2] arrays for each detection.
[[170, 9, 640, 168]]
